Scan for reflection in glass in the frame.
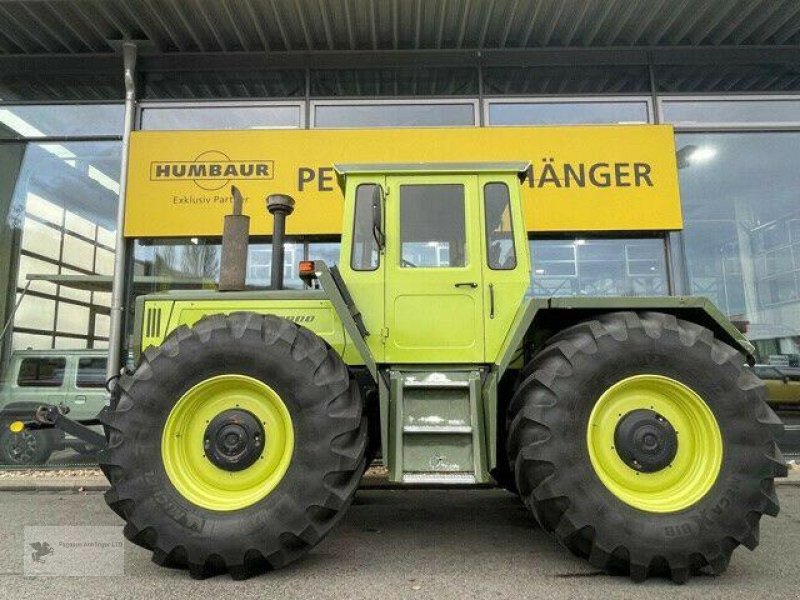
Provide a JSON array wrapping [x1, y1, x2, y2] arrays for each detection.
[[0, 139, 120, 468], [663, 99, 800, 125], [0, 104, 124, 139], [133, 239, 304, 293], [677, 132, 800, 365], [141, 105, 302, 130], [489, 101, 649, 126], [314, 103, 475, 128], [351, 185, 380, 271], [308, 242, 339, 267], [484, 183, 516, 270], [1, 141, 120, 356], [530, 238, 667, 297], [400, 184, 466, 268]]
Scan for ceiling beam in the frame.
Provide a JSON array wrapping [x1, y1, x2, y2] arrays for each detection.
[[0, 45, 798, 76]]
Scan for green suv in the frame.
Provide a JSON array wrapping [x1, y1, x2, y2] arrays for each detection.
[[0, 349, 107, 466]]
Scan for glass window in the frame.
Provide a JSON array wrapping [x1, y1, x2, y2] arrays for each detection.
[[310, 68, 479, 97], [677, 131, 800, 367], [76, 357, 108, 388], [530, 238, 668, 297], [0, 104, 124, 139], [132, 238, 304, 293], [308, 242, 340, 268], [351, 185, 380, 272], [488, 100, 649, 126], [314, 102, 476, 128], [141, 105, 302, 130], [1, 141, 120, 358], [400, 184, 466, 268], [17, 357, 66, 387], [484, 183, 516, 270], [663, 99, 800, 125], [482, 65, 650, 95]]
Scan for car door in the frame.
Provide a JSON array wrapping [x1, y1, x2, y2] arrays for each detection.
[[383, 175, 485, 363], [71, 356, 107, 420], [13, 356, 68, 408]]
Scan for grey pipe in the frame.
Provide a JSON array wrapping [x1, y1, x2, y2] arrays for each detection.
[[267, 194, 295, 290], [106, 42, 137, 384]]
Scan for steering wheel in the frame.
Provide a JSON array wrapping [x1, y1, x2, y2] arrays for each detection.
[[401, 258, 417, 268]]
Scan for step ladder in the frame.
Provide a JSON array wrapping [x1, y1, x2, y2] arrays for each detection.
[[388, 369, 489, 484]]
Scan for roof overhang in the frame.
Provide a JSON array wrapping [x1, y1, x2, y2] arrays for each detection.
[[334, 161, 531, 177]]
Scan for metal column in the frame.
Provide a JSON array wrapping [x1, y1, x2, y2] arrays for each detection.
[[106, 42, 137, 384]]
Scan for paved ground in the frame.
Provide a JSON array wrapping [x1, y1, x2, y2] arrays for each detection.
[[0, 487, 798, 599]]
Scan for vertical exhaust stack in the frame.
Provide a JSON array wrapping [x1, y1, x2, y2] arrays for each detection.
[[267, 194, 295, 290], [218, 186, 250, 292]]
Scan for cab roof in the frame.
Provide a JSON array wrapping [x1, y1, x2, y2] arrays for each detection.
[[333, 161, 531, 178]]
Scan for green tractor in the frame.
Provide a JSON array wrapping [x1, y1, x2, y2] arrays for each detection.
[[98, 162, 784, 582]]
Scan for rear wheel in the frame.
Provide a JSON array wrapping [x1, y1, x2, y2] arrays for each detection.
[[507, 311, 786, 583], [99, 312, 366, 579]]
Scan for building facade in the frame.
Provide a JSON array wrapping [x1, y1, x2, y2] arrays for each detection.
[[1, 0, 799, 465]]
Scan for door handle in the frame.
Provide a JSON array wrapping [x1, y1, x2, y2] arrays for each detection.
[[454, 282, 478, 288], [74, 395, 87, 404], [489, 283, 495, 319]]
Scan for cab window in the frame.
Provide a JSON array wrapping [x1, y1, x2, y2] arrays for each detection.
[[400, 184, 466, 268], [17, 358, 66, 388], [484, 182, 517, 270], [76, 357, 108, 389]]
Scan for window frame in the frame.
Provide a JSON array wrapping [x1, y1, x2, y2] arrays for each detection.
[[656, 94, 800, 131], [137, 100, 306, 130], [311, 98, 480, 129], [483, 95, 654, 127]]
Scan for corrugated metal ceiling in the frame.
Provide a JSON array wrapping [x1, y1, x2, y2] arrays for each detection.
[[0, 0, 798, 55]]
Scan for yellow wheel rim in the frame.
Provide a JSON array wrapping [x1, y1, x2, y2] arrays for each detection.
[[586, 374, 723, 513], [161, 374, 294, 511]]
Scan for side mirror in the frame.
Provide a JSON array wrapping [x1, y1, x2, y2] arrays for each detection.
[[371, 185, 385, 251]]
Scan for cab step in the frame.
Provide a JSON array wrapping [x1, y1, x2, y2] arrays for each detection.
[[388, 369, 489, 484]]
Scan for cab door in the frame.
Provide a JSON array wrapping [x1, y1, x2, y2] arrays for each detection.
[[384, 175, 485, 363]]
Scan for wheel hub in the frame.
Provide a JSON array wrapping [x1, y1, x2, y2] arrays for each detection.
[[614, 409, 678, 473], [204, 409, 264, 472]]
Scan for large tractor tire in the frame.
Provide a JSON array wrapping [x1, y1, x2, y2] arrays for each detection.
[[99, 312, 366, 579], [507, 311, 786, 583]]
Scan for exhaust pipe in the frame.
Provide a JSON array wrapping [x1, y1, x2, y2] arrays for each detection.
[[267, 194, 295, 290], [219, 186, 249, 292]]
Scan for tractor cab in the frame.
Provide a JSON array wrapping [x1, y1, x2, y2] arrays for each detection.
[[333, 163, 531, 365]]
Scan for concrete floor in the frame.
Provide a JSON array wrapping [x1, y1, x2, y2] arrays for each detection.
[[0, 487, 798, 599]]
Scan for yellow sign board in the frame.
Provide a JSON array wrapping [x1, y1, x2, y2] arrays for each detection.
[[124, 125, 681, 238]]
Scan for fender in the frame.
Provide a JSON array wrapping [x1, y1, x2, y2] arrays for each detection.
[[496, 295, 754, 378]]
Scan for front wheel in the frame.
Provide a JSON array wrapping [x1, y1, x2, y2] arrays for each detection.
[[507, 311, 786, 583], [99, 312, 366, 579], [0, 425, 55, 465]]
